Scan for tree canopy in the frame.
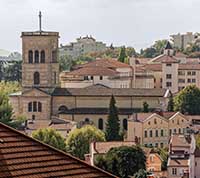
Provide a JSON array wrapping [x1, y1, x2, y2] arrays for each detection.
[[134, 169, 148, 178], [105, 95, 121, 141], [66, 125, 105, 159], [32, 128, 66, 151], [174, 85, 200, 115], [118, 46, 127, 63], [95, 146, 146, 178]]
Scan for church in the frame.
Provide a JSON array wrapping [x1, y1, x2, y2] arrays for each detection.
[[9, 14, 170, 133]]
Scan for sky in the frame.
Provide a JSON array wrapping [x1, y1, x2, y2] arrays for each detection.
[[0, 0, 200, 52]]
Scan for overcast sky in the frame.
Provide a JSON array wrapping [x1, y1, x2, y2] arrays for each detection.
[[0, 0, 199, 52]]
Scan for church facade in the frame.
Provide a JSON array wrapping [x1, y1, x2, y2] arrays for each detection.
[[9, 29, 170, 131]]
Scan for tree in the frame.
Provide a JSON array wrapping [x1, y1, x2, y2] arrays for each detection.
[[143, 102, 149, 113], [174, 85, 200, 115], [126, 47, 137, 57], [140, 47, 157, 58], [105, 95, 121, 141], [32, 128, 66, 151], [66, 125, 105, 159], [59, 55, 74, 72], [167, 91, 174, 112], [196, 134, 200, 149], [95, 146, 146, 178], [134, 169, 148, 178], [153, 40, 168, 55], [118, 46, 127, 63]]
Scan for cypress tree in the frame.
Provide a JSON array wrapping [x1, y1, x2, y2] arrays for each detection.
[[106, 95, 120, 141], [143, 102, 149, 113], [167, 91, 174, 112], [118, 46, 126, 63]]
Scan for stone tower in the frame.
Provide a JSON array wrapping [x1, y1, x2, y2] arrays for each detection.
[[21, 12, 59, 92]]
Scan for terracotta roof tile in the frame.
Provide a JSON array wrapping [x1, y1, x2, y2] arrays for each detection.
[[0, 122, 117, 178]]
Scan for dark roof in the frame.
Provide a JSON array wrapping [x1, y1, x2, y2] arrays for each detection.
[[165, 41, 173, 50], [0, 122, 117, 178], [58, 108, 150, 115], [52, 86, 169, 97]]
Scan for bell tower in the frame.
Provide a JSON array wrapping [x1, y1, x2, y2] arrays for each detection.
[[21, 12, 59, 92]]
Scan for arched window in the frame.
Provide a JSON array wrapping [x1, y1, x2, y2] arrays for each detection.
[[38, 102, 42, 112], [33, 101, 37, 112], [52, 50, 57, 62], [34, 50, 39, 63], [34, 72, 40, 85], [40, 50, 45, 63], [28, 50, 33, 63], [28, 102, 32, 112], [58, 105, 68, 112], [98, 118, 103, 130], [123, 118, 128, 131], [32, 115, 35, 121], [85, 118, 89, 123]]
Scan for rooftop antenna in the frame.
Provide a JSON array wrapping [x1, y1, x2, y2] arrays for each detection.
[[39, 11, 42, 33]]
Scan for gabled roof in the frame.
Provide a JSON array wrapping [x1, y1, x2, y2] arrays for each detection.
[[165, 41, 173, 50], [0, 122, 117, 178], [73, 58, 131, 69]]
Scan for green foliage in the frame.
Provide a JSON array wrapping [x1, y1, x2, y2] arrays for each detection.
[[4, 60, 22, 82], [134, 169, 148, 178], [142, 102, 149, 113], [126, 47, 137, 57], [184, 43, 200, 54], [155, 147, 168, 171], [95, 146, 146, 178], [174, 85, 200, 115], [118, 46, 127, 63], [32, 128, 66, 151], [106, 95, 121, 141], [0, 81, 21, 95], [167, 91, 174, 112], [140, 40, 168, 58], [196, 134, 200, 149], [59, 55, 75, 71], [66, 125, 105, 159]]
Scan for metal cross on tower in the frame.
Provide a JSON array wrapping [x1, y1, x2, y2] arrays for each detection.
[[39, 11, 42, 32]]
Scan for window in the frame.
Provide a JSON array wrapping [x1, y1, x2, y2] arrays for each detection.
[[84, 76, 89, 80], [161, 129, 164, 137], [98, 118, 103, 130], [32, 115, 35, 121], [85, 118, 89, 123], [28, 102, 32, 112], [54, 72, 57, 84], [148, 121, 151, 125], [33, 101, 37, 112], [178, 71, 185, 76], [166, 74, 172, 79], [144, 130, 147, 138], [160, 143, 164, 148], [40, 50, 45, 63], [34, 50, 39, 63], [52, 50, 57, 62], [155, 143, 158, 147], [192, 79, 196, 83], [166, 82, 172, 87], [174, 129, 176, 134], [150, 155, 154, 163], [154, 119, 157, 124], [58, 105, 68, 112], [187, 71, 192, 75], [172, 168, 177, 175], [100, 76, 103, 80], [192, 71, 196, 75], [34, 72, 40, 85], [169, 129, 172, 135], [188, 78, 191, 83], [155, 130, 158, 137], [123, 119, 128, 131], [178, 79, 185, 83], [28, 50, 33, 63], [149, 130, 153, 137], [38, 102, 42, 112], [179, 128, 181, 134], [91, 76, 93, 80], [166, 63, 172, 66]]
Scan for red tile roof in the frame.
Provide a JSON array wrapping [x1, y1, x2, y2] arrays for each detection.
[[65, 67, 119, 76], [74, 58, 131, 69], [0, 122, 117, 178]]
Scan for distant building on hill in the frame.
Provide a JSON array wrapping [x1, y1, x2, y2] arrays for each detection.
[[171, 32, 198, 50], [59, 35, 107, 58]]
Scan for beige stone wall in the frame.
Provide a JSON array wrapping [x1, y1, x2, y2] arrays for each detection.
[[22, 34, 59, 90], [59, 113, 129, 131], [146, 153, 162, 172], [168, 113, 190, 135], [127, 120, 143, 143]]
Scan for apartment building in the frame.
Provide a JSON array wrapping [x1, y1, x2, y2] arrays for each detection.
[[127, 112, 197, 148], [131, 42, 200, 93], [59, 35, 106, 58]]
